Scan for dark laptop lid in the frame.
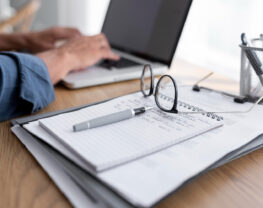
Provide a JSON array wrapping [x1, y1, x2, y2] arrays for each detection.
[[102, 0, 192, 67]]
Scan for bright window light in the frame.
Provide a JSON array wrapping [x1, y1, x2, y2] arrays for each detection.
[[177, 0, 263, 79]]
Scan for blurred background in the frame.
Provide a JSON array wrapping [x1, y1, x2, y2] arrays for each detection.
[[1, 0, 263, 80]]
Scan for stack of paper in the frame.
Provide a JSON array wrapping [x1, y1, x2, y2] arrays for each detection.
[[14, 86, 263, 208]]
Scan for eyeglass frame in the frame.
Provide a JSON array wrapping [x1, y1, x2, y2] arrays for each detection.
[[140, 64, 179, 113]]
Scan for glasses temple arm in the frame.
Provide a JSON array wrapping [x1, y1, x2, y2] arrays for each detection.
[[193, 72, 214, 86]]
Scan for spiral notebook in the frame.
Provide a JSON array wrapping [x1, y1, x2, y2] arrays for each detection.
[[38, 92, 223, 172]]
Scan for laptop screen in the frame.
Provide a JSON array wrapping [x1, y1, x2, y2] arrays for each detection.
[[102, 0, 192, 66]]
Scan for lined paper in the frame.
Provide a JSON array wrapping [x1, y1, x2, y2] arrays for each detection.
[[39, 92, 223, 172]]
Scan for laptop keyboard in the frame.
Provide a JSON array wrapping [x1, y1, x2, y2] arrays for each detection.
[[98, 57, 141, 69]]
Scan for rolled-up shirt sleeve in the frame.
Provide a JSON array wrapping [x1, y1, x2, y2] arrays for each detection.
[[0, 52, 55, 122]]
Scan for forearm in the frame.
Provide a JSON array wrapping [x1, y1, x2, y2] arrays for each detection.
[[0, 33, 29, 51]]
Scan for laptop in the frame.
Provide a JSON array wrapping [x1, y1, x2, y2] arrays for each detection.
[[62, 0, 192, 89]]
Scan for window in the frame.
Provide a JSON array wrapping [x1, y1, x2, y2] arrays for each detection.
[[177, 0, 263, 79]]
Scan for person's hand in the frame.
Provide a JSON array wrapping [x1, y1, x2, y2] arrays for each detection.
[[24, 27, 81, 53], [37, 33, 120, 84], [59, 33, 119, 70]]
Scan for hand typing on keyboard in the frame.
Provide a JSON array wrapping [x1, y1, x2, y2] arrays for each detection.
[[38, 33, 120, 84]]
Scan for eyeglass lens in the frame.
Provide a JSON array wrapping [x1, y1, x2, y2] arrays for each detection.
[[141, 65, 153, 97], [155, 76, 176, 111]]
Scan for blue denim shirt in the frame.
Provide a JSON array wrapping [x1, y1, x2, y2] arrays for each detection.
[[0, 52, 55, 122]]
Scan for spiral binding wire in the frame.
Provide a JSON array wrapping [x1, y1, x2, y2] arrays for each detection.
[[178, 101, 223, 121], [157, 92, 223, 121]]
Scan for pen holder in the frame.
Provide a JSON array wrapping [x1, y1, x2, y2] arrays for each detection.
[[239, 35, 263, 100]]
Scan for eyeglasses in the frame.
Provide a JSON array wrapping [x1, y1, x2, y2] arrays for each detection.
[[141, 64, 179, 113], [140, 65, 263, 116]]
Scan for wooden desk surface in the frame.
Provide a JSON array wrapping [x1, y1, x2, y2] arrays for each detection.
[[1, 59, 263, 208]]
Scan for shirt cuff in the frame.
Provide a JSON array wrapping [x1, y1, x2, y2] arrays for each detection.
[[0, 52, 55, 114]]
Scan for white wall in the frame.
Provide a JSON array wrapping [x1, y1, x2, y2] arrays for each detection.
[[177, 0, 263, 79], [0, 0, 15, 21], [58, 0, 110, 35], [33, 0, 59, 30], [10, 0, 59, 30]]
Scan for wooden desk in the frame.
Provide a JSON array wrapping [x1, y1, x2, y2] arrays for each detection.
[[1, 59, 263, 208]]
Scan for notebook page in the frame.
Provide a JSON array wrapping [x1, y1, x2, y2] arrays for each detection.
[[39, 92, 223, 172]]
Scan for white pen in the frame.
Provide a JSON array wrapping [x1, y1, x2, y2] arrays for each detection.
[[73, 106, 153, 132]]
